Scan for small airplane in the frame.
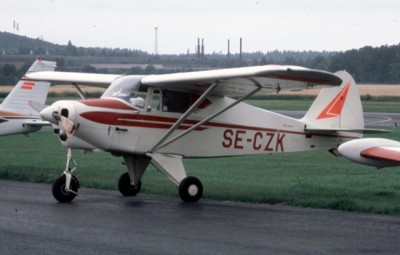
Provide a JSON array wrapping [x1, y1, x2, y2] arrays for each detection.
[[0, 58, 56, 136], [338, 138, 400, 168], [26, 65, 368, 203]]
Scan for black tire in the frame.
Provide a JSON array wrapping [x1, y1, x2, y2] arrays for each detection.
[[178, 176, 203, 202], [52, 175, 78, 203], [118, 172, 141, 196]]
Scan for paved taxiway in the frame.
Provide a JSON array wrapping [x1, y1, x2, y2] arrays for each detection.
[[1, 180, 400, 255]]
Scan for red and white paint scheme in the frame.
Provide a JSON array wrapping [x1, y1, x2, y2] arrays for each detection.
[[27, 65, 367, 203], [0, 59, 56, 136], [339, 138, 400, 168]]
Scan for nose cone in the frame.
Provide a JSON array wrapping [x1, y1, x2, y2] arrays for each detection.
[[40, 105, 59, 124]]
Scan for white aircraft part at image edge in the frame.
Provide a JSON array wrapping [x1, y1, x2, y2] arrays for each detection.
[[0, 59, 56, 136]]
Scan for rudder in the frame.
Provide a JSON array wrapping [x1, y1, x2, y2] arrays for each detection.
[[301, 71, 364, 131]]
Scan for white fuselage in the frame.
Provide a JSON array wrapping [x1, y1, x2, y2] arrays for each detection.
[[54, 96, 356, 158]]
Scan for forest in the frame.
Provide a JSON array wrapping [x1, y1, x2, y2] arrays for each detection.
[[1, 31, 400, 84]]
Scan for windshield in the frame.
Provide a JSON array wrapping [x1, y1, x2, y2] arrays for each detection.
[[102, 76, 144, 106]]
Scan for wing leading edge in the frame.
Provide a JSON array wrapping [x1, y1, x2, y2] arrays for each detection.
[[24, 71, 122, 87]]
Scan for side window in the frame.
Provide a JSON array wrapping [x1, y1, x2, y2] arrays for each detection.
[[150, 89, 161, 110], [162, 90, 191, 113]]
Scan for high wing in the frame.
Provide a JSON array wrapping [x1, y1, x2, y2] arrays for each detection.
[[142, 65, 342, 96], [24, 71, 122, 87], [24, 65, 342, 96]]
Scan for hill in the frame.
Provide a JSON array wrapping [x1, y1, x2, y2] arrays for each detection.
[[1, 31, 400, 84]]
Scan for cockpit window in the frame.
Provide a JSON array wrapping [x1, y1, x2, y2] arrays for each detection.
[[101, 76, 145, 107]]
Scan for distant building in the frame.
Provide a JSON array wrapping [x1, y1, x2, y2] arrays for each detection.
[[90, 63, 164, 72]]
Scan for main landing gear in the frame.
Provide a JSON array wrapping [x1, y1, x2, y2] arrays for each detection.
[[51, 150, 204, 203], [118, 172, 141, 196], [178, 176, 203, 202], [118, 153, 203, 203]]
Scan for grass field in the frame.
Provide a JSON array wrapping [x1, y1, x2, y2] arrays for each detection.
[[1, 128, 400, 215], [1, 87, 400, 214]]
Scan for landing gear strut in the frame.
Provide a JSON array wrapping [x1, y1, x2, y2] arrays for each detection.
[[146, 153, 204, 203], [117, 156, 150, 197], [52, 148, 80, 203]]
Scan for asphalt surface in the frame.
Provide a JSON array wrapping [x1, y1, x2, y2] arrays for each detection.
[[1, 180, 400, 255]]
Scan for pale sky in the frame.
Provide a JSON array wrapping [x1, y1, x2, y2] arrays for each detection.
[[1, 0, 400, 54]]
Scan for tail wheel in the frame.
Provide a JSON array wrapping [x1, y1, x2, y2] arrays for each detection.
[[118, 172, 142, 196], [52, 175, 78, 203], [178, 176, 203, 202]]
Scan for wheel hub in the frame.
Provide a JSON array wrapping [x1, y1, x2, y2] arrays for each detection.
[[188, 184, 198, 196]]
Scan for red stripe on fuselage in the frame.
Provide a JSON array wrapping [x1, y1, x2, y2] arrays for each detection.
[[79, 111, 358, 139], [80, 112, 207, 131]]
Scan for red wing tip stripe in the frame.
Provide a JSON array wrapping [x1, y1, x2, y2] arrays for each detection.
[[361, 147, 400, 163]]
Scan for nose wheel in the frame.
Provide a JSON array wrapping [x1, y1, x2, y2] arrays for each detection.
[[52, 148, 80, 203], [52, 174, 79, 203]]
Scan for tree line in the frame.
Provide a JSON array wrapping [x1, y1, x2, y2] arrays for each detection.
[[261, 45, 400, 83], [1, 31, 400, 83]]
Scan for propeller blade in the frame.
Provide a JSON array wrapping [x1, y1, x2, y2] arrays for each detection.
[[60, 116, 76, 136]]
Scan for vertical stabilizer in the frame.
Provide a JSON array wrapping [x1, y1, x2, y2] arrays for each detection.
[[0, 59, 56, 115], [301, 71, 364, 131]]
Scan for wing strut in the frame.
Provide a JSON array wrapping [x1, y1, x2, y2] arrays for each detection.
[[151, 82, 218, 152], [152, 82, 262, 152], [72, 83, 87, 100]]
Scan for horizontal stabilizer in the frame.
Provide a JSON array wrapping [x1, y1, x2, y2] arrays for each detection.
[[305, 128, 392, 135]]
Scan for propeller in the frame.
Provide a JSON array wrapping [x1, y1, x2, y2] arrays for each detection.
[[40, 105, 76, 141]]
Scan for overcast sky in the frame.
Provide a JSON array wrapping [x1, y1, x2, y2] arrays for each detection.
[[1, 0, 400, 54]]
